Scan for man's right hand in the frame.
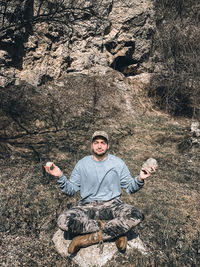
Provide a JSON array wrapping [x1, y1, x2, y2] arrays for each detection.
[[44, 163, 63, 178]]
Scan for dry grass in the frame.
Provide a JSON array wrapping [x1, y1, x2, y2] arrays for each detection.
[[0, 113, 199, 266], [116, 114, 200, 266]]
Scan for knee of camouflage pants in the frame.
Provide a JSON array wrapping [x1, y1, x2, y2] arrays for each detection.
[[130, 208, 144, 222], [57, 213, 69, 231], [57, 209, 100, 234]]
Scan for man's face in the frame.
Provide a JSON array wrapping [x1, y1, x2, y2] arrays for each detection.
[[91, 137, 109, 157]]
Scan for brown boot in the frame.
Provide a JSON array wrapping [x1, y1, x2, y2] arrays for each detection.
[[115, 235, 127, 251], [68, 224, 103, 254]]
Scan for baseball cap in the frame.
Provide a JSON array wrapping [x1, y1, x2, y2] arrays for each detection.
[[92, 131, 109, 142]]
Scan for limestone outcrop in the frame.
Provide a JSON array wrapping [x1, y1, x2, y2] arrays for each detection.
[[0, 0, 155, 87]]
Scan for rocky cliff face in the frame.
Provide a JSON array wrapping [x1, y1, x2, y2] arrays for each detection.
[[0, 0, 155, 87]]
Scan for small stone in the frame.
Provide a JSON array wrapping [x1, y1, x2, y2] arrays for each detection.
[[142, 158, 158, 173], [46, 162, 54, 170]]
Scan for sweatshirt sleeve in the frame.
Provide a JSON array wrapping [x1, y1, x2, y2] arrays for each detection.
[[57, 163, 81, 196], [120, 163, 144, 194]]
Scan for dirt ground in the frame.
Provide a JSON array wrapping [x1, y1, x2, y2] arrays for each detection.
[[0, 113, 199, 266]]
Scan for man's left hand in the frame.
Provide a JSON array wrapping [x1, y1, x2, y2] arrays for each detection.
[[138, 166, 157, 182]]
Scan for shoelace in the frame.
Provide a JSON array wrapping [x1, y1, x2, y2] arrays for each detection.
[[97, 240, 104, 254], [98, 221, 104, 254]]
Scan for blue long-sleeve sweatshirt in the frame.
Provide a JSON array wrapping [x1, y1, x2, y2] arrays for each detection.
[[58, 154, 144, 203]]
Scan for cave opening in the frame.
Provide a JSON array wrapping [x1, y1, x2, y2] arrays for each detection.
[[110, 56, 137, 75]]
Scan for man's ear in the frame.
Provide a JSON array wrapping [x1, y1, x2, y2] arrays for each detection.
[[107, 143, 110, 149]]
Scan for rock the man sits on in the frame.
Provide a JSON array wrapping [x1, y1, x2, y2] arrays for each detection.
[[45, 131, 156, 254]]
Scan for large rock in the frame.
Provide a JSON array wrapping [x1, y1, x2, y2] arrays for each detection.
[[52, 229, 147, 267]]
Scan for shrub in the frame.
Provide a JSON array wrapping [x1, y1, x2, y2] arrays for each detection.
[[150, 0, 200, 117]]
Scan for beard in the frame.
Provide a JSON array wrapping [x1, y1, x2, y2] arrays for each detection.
[[92, 148, 108, 158]]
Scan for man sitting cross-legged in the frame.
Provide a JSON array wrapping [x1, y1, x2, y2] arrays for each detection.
[[45, 131, 156, 254]]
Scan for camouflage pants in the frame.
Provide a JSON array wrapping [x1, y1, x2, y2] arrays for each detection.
[[57, 199, 144, 240]]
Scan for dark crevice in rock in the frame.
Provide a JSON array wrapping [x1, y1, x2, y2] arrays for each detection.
[[111, 56, 137, 76], [124, 41, 135, 48], [105, 41, 118, 53], [106, 40, 138, 76], [123, 13, 148, 27], [104, 23, 112, 35], [40, 75, 53, 86]]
